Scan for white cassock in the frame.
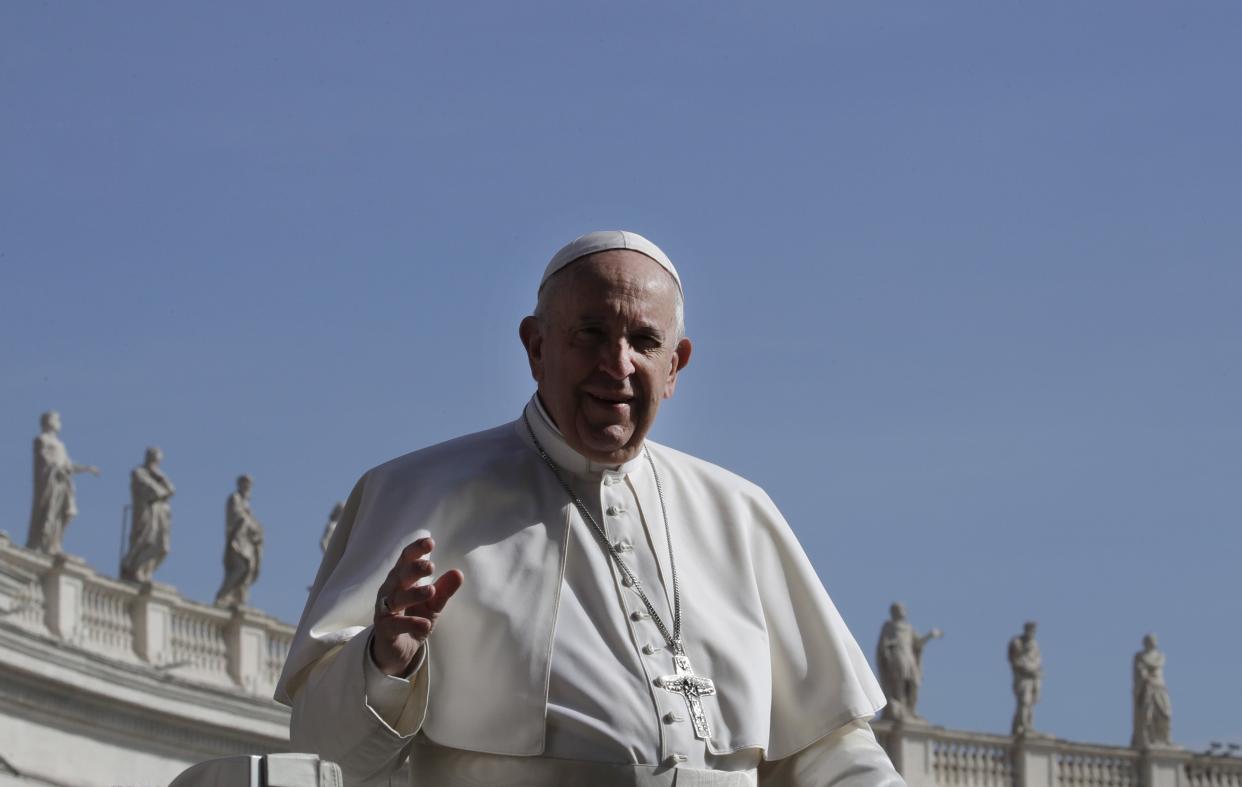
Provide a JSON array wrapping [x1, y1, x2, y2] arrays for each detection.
[[276, 397, 904, 787]]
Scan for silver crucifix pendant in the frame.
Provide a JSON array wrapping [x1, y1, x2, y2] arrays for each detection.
[[657, 642, 717, 741]]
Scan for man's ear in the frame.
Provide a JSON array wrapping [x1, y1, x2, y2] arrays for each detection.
[[519, 316, 544, 381], [662, 337, 693, 400]]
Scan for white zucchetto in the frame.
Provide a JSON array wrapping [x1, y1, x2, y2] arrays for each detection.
[[540, 230, 683, 295]]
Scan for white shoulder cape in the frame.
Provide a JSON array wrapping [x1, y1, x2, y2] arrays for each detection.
[[275, 416, 884, 759]]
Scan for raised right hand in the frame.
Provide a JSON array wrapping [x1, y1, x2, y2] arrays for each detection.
[[370, 537, 465, 677]]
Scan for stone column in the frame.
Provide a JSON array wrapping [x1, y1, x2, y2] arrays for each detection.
[[43, 553, 90, 643], [1140, 747, 1190, 787], [1015, 735, 1060, 787], [131, 581, 179, 666], [883, 722, 938, 787], [226, 607, 267, 693]]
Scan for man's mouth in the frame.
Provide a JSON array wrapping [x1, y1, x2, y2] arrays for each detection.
[[585, 392, 634, 406]]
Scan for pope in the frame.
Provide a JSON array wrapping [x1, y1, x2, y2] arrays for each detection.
[[276, 231, 905, 786]]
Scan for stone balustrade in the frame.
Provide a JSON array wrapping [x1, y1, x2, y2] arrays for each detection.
[[1185, 756, 1242, 787], [876, 721, 1242, 787], [0, 531, 293, 698]]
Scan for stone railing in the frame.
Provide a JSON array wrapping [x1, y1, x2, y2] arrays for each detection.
[[1185, 756, 1242, 787], [0, 532, 294, 698], [877, 722, 1241, 787], [1054, 741, 1141, 787], [933, 732, 1014, 787]]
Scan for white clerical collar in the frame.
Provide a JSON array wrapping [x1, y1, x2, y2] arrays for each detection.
[[523, 395, 647, 479]]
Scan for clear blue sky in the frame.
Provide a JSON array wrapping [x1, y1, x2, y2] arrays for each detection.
[[2, 2, 1239, 751]]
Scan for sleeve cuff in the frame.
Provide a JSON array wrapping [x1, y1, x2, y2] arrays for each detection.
[[362, 631, 429, 736]]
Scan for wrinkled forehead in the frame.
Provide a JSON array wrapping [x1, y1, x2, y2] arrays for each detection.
[[542, 251, 681, 333], [540, 230, 683, 297]]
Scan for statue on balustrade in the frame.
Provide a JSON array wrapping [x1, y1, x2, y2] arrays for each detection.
[[215, 475, 264, 607], [27, 410, 101, 556], [320, 501, 344, 553], [121, 447, 176, 583], [876, 601, 942, 722], [1009, 621, 1042, 737], [1132, 633, 1173, 748]]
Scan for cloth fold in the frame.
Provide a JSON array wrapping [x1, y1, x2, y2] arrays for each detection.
[[277, 398, 885, 763]]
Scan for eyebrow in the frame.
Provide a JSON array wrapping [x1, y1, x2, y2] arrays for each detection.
[[571, 316, 667, 339]]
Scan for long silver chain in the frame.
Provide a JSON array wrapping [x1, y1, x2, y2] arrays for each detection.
[[523, 413, 684, 653]]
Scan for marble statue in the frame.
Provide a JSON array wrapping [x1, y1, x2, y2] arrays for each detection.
[[320, 502, 344, 553], [215, 475, 264, 607], [1132, 633, 1173, 748], [876, 602, 942, 722], [27, 411, 100, 555], [1009, 621, 1042, 737], [120, 447, 176, 583]]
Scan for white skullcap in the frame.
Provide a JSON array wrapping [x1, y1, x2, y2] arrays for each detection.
[[540, 230, 683, 295]]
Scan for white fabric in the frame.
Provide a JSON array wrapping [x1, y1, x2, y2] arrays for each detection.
[[278, 397, 889, 783], [529, 397, 759, 769], [402, 720, 899, 787], [541, 230, 683, 295]]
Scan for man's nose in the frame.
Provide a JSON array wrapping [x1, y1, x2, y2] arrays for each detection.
[[599, 339, 636, 379]]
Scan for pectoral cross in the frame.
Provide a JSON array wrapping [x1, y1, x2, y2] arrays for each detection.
[[657, 644, 716, 741]]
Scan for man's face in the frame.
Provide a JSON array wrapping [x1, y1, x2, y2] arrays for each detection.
[[520, 250, 692, 465]]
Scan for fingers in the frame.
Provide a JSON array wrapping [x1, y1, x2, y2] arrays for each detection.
[[427, 569, 465, 613], [380, 537, 436, 595], [385, 569, 464, 615], [376, 537, 464, 617], [399, 537, 435, 563], [385, 582, 435, 614], [394, 558, 436, 590]]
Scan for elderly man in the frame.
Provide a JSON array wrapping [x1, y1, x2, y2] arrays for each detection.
[[277, 232, 903, 786]]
